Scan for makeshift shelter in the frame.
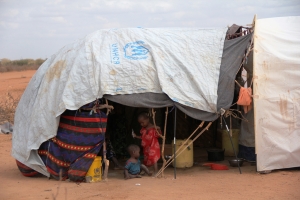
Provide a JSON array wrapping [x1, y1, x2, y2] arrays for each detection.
[[12, 16, 299, 180], [253, 16, 300, 172]]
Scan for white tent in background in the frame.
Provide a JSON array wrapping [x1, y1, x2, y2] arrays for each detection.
[[253, 16, 300, 172]]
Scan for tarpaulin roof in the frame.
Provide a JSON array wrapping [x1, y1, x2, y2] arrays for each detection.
[[12, 27, 251, 176], [105, 33, 252, 121]]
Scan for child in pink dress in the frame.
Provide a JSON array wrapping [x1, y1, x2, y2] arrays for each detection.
[[133, 112, 161, 174]]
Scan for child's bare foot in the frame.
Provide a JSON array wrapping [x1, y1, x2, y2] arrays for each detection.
[[140, 171, 145, 176], [125, 174, 142, 180], [140, 164, 152, 176]]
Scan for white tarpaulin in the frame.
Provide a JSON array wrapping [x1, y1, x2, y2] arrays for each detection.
[[254, 16, 300, 171], [12, 27, 227, 175]]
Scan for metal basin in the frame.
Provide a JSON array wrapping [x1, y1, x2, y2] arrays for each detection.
[[228, 159, 244, 167]]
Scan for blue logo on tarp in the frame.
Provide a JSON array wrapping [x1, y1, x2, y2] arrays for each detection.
[[124, 41, 149, 60], [111, 43, 120, 64]]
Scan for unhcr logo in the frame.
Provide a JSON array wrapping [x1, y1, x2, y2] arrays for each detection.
[[94, 167, 101, 175], [124, 41, 149, 60], [110, 43, 120, 64]]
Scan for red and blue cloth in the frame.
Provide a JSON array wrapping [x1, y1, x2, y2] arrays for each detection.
[[16, 107, 106, 182]]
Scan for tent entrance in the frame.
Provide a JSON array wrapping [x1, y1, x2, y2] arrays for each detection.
[[104, 101, 227, 176]]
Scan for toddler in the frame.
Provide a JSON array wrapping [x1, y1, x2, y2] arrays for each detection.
[[124, 144, 152, 179]]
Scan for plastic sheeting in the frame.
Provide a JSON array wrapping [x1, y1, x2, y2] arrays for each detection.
[[0, 122, 13, 134], [106, 33, 253, 121], [12, 28, 252, 177], [12, 27, 226, 176], [95, 28, 227, 112], [254, 16, 300, 171]]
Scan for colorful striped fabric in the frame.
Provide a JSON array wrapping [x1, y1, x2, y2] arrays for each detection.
[[16, 160, 40, 177], [16, 108, 106, 182]]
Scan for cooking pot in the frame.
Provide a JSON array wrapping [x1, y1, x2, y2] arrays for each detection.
[[206, 148, 225, 161]]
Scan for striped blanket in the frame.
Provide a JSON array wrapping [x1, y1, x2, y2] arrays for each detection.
[[17, 109, 106, 182]]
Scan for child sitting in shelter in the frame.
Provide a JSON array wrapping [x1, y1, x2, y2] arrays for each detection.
[[132, 111, 161, 175], [124, 144, 152, 179]]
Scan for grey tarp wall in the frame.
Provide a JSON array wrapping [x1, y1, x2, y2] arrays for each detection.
[[105, 33, 253, 121], [239, 50, 255, 147]]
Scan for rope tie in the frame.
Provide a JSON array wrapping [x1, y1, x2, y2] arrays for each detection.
[[224, 109, 248, 122]]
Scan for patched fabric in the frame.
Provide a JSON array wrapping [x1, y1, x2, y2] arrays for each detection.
[[37, 109, 106, 182]]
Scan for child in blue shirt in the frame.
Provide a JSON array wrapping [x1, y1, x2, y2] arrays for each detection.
[[124, 144, 152, 179]]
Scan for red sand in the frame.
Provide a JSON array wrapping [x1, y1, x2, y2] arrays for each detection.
[[0, 70, 299, 199], [0, 70, 36, 100]]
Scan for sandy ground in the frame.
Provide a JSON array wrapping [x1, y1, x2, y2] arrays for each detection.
[[0, 70, 35, 99], [1, 70, 300, 200]]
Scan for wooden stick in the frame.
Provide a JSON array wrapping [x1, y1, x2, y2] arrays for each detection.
[[102, 141, 109, 181], [80, 104, 114, 111], [156, 121, 205, 176], [102, 99, 111, 181], [105, 99, 113, 116], [235, 80, 242, 88], [155, 122, 212, 177], [234, 32, 255, 76], [152, 109, 164, 139], [252, 14, 258, 153], [160, 107, 169, 177]]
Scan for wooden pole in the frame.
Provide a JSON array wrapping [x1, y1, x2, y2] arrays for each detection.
[[160, 107, 168, 177], [102, 141, 109, 180], [152, 109, 164, 139], [103, 99, 112, 181], [252, 14, 258, 157], [156, 122, 212, 177], [155, 121, 205, 177], [173, 107, 177, 179]]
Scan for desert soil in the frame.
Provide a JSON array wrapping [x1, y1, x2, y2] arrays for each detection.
[[0, 70, 300, 200], [0, 70, 35, 100]]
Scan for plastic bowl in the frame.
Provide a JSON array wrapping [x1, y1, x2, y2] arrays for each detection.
[[228, 159, 244, 167], [203, 163, 229, 170]]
